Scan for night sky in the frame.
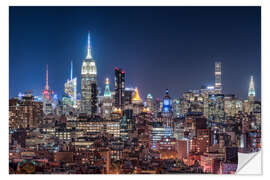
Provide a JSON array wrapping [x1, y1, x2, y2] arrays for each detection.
[[9, 7, 261, 101]]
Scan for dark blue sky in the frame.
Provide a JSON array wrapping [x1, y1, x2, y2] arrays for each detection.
[[9, 7, 261, 101]]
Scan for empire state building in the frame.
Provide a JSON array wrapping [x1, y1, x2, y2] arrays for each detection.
[[81, 31, 98, 116]]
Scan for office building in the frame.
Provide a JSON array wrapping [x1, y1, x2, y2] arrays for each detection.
[[81, 32, 97, 116], [102, 78, 113, 119], [215, 62, 222, 94], [64, 61, 77, 108], [114, 67, 125, 110]]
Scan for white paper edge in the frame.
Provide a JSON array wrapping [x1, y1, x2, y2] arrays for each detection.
[[236, 151, 262, 174]]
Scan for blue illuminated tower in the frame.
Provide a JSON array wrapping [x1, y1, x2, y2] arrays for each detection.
[[162, 89, 172, 113], [162, 89, 173, 127]]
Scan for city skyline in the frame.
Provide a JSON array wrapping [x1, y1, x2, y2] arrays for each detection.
[[9, 7, 261, 100], [9, 6, 261, 175]]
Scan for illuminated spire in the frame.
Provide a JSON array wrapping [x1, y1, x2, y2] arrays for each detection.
[[104, 78, 111, 97], [248, 76, 255, 97], [215, 62, 222, 94], [132, 88, 142, 104], [86, 31, 92, 59], [70, 61, 73, 80], [45, 64, 49, 90], [147, 93, 153, 99]]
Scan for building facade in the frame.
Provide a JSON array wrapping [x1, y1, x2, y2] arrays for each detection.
[[102, 78, 113, 120], [81, 32, 98, 116], [215, 62, 222, 94], [64, 61, 77, 108], [114, 67, 125, 110]]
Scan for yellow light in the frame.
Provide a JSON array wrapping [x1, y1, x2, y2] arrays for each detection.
[[132, 88, 142, 103], [106, 78, 109, 85]]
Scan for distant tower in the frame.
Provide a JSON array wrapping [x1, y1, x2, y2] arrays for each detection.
[[248, 76, 255, 102], [162, 89, 172, 114], [43, 65, 53, 100], [131, 87, 143, 115], [45, 64, 49, 91], [104, 78, 112, 98], [42, 65, 54, 115], [102, 78, 113, 119], [64, 61, 77, 108], [70, 60, 73, 80], [124, 88, 135, 108], [81, 31, 97, 116], [114, 67, 125, 109], [162, 89, 173, 127], [146, 93, 153, 112], [132, 88, 143, 104], [215, 62, 222, 94], [172, 99, 181, 118]]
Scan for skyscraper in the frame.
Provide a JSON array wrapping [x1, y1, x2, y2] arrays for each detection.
[[131, 87, 143, 115], [102, 78, 113, 119], [162, 89, 173, 127], [114, 67, 125, 109], [81, 31, 97, 116], [64, 61, 77, 108], [146, 93, 153, 112], [162, 89, 172, 114], [42, 65, 54, 115], [124, 88, 135, 108], [248, 76, 256, 102], [200, 85, 216, 119], [104, 78, 112, 98], [172, 99, 181, 118], [215, 62, 222, 94], [248, 76, 256, 114], [131, 88, 142, 104]]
